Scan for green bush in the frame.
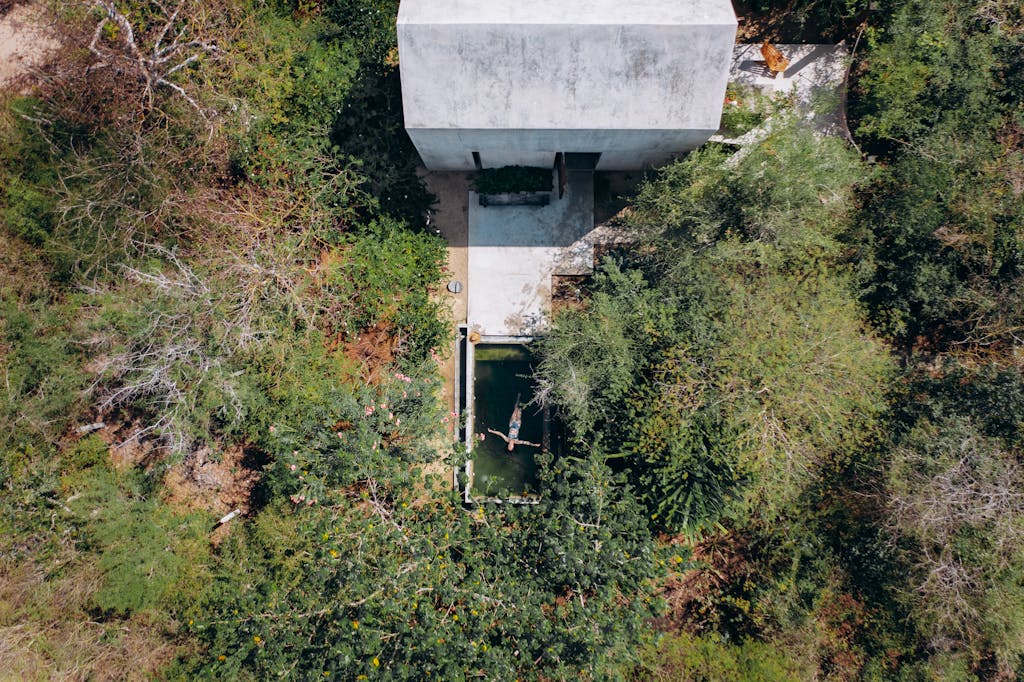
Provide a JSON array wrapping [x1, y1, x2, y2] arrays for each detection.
[[475, 166, 553, 194], [636, 631, 813, 681], [849, 0, 1024, 348], [0, 98, 58, 246], [184, 454, 664, 679], [56, 439, 211, 616], [323, 218, 450, 362], [0, 294, 88, 451]]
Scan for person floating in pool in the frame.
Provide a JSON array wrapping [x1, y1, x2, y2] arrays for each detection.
[[487, 393, 541, 452]]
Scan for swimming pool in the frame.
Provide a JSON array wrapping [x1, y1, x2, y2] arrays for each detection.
[[463, 341, 544, 502]]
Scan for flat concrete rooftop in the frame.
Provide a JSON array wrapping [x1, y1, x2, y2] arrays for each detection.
[[398, 0, 736, 26], [398, 0, 736, 169]]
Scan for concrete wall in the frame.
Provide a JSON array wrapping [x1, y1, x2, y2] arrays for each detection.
[[406, 128, 717, 170], [398, 1, 736, 170]]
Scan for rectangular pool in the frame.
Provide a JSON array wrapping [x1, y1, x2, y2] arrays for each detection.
[[465, 342, 544, 501]]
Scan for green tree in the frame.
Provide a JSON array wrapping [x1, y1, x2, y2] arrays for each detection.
[[887, 417, 1024, 675]]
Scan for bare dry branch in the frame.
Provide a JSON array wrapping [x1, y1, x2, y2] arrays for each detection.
[[85, 0, 219, 116]]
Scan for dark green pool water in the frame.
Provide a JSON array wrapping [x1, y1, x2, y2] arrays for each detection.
[[471, 344, 541, 497]]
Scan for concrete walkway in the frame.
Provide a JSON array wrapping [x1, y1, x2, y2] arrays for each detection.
[[711, 43, 851, 161], [467, 172, 596, 336], [730, 43, 850, 134]]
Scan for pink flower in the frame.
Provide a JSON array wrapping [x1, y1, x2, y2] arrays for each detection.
[[396, 418, 401, 426], [269, 425, 276, 434], [380, 403, 387, 410], [290, 464, 297, 471], [478, 433, 485, 441], [364, 405, 374, 416], [402, 391, 407, 398], [388, 412, 394, 421]]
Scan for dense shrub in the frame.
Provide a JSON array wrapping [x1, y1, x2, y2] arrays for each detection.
[[849, 0, 1024, 348], [887, 417, 1024, 673], [474, 166, 554, 194], [636, 631, 813, 682], [185, 454, 664, 680]]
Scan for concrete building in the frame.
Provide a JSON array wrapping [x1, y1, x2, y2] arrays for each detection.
[[397, 0, 738, 171]]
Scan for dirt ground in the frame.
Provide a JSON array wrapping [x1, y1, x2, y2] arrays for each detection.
[[0, 2, 58, 90]]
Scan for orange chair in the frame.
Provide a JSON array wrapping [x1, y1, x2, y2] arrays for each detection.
[[761, 41, 789, 75]]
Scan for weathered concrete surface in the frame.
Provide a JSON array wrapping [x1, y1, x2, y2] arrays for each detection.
[[467, 171, 606, 336], [398, 0, 736, 170], [726, 43, 851, 136]]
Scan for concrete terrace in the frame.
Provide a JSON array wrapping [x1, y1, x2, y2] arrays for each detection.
[[467, 172, 594, 337], [715, 43, 852, 145], [425, 170, 636, 340]]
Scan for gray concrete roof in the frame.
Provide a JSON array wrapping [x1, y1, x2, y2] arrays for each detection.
[[398, 0, 737, 26], [399, 2, 736, 131]]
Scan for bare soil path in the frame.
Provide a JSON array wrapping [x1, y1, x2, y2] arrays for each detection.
[[0, 2, 59, 90]]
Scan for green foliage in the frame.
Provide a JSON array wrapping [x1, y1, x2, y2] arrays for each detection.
[[539, 123, 886, 533], [713, 268, 890, 515], [893, 360, 1024, 446], [0, 99, 58, 246], [227, 15, 361, 188], [185, 453, 663, 679], [718, 84, 784, 138], [636, 631, 813, 682], [852, 0, 1014, 152], [329, 67, 436, 226], [630, 121, 868, 271], [0, 293, 87, 451], [474, 166, 554, 194], [60, 442, 211, 615], [325, 218, 450, 361], [322, 0, 400, 65], [265, 372, 447, 496], [742, 0, 869, 40], [623, 374, 741, 533], [0, 443, 73, 565], [228, 5, 432, 227], [849, 0, 1024, 347], [536, 261, 674, 438]]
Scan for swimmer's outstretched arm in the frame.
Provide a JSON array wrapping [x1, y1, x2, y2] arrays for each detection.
[[486, 428, 510, 443]]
